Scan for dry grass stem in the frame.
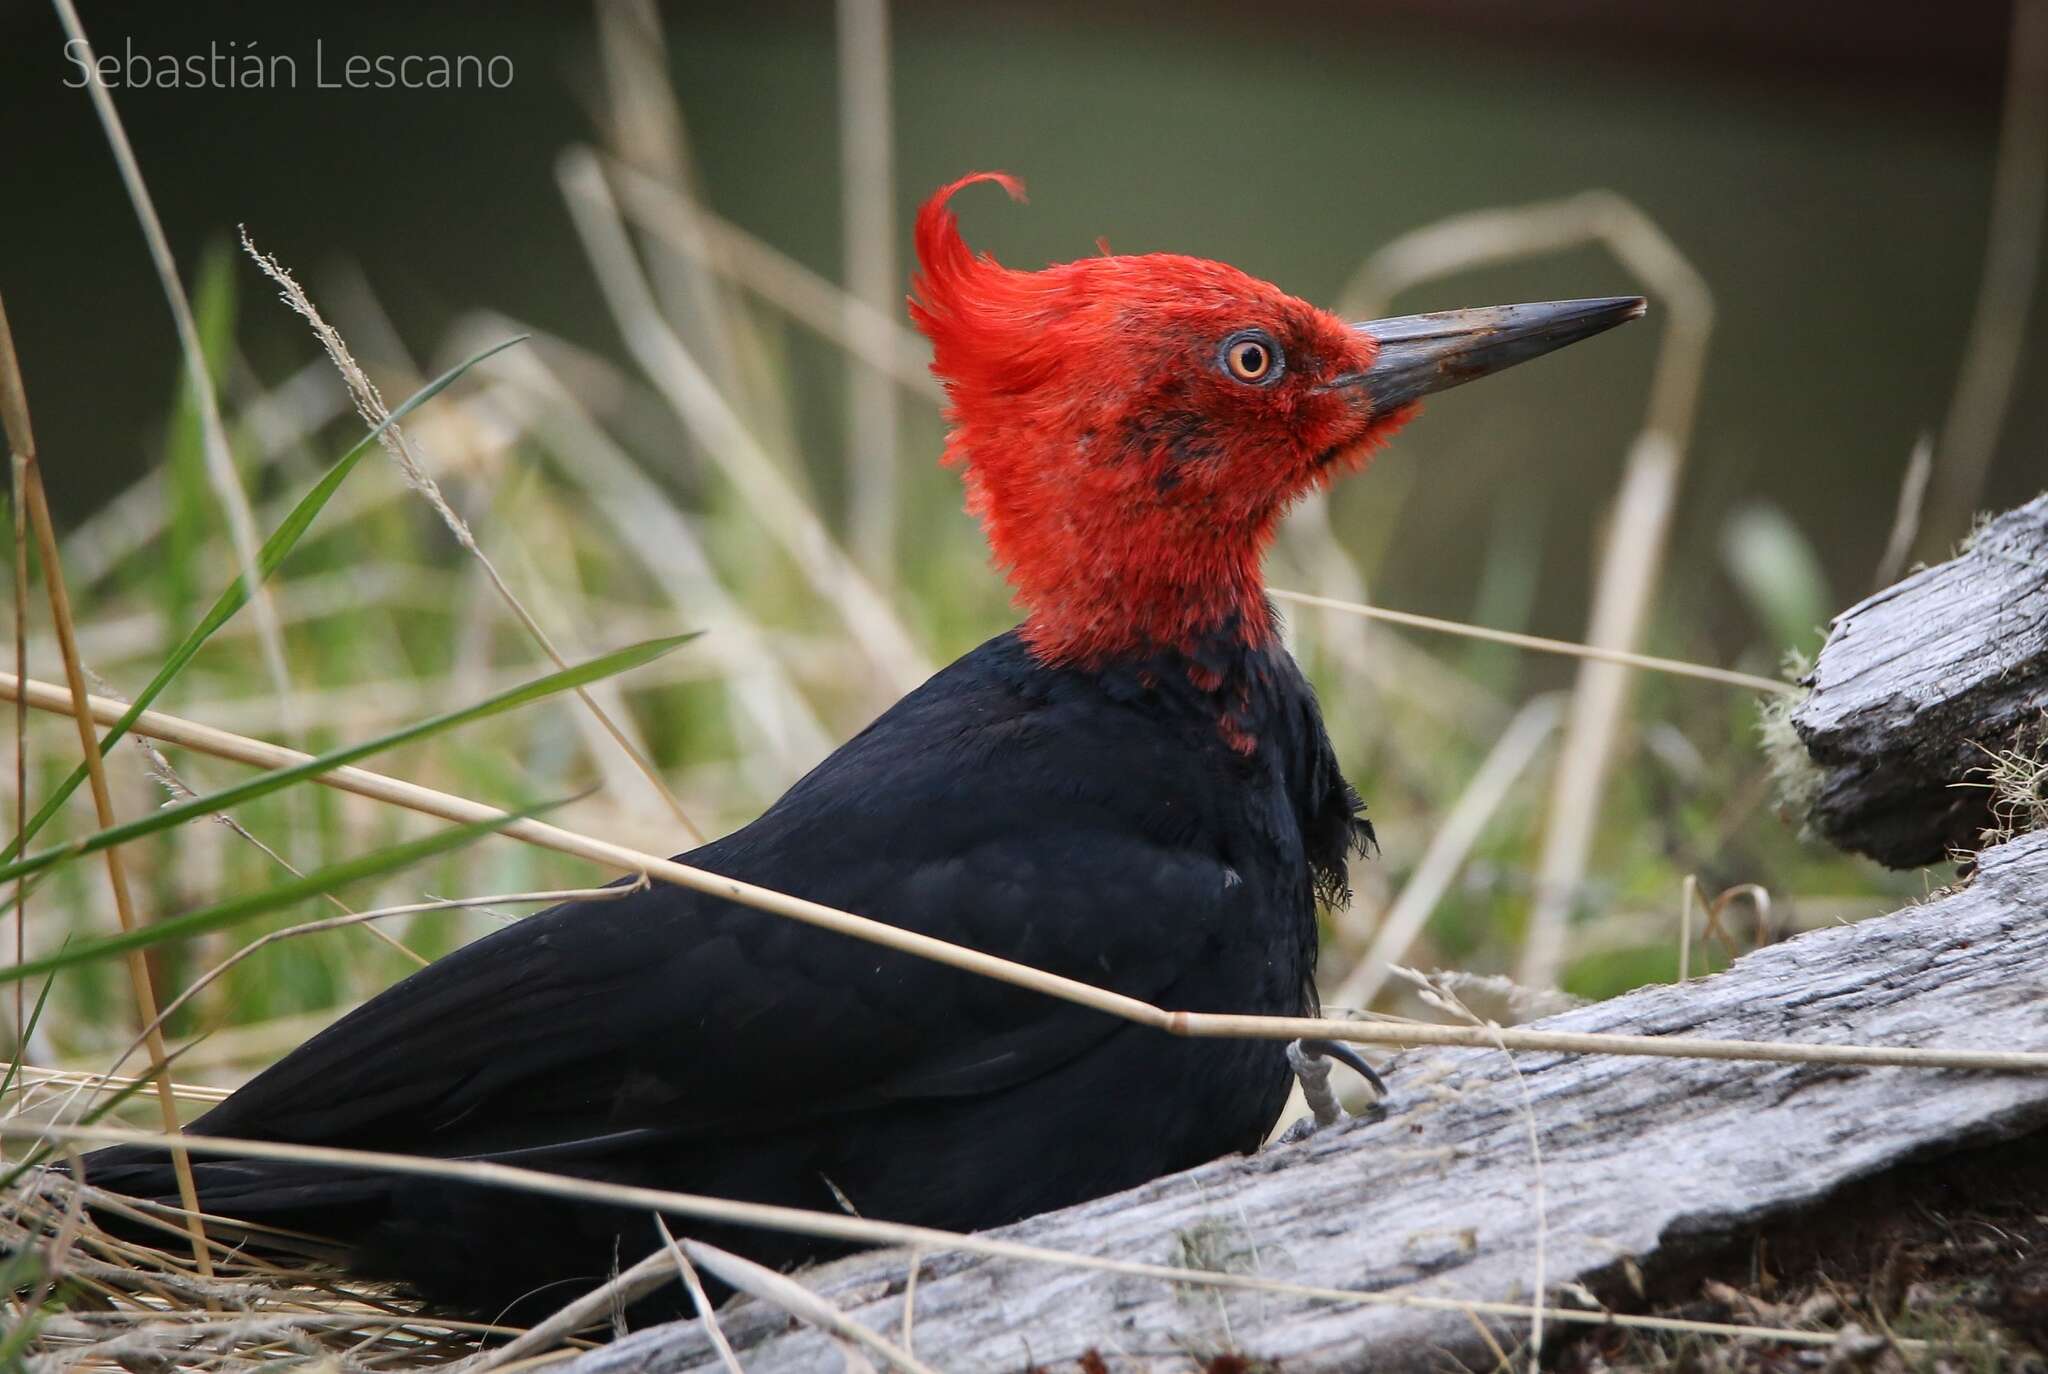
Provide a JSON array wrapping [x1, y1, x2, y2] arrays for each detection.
[[456, 1248, 680, 1374], [108, 884, 641, 1088], [6, 1121, 1909, 1356], [1414, 971, 1583, 1023], [1697, 882, 1773, 962], [1267, 589, 1792, 696], [237, 230, 704, 846], [898, 1246, 920, 1359], [7, 1065, 232, 1106], [594, 2, 690, 201], [606, 162, 942, 402], [837, 0, 903, 583], [3, 666, 2042, 1075], [496, 516, 700, 820], [592, 0, 798, 455], [0, 290, 213, 1277], [1678, 874, 1699, 982], [49, 0, 296, 734], [1276, 497, 1511, 741], [1522, 453, 1697, 992], [5, 313, 25, 1052], [1873, 434, 1934, 589], [655, 1215, 745, 1374], [685, 1237, 935, 1374]]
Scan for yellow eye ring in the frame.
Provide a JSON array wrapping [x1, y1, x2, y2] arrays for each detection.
[[1222, 331, 1281, 384]]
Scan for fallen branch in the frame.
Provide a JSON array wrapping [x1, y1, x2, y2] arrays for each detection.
[[1791, 490, 2048, 866], [560, 829, 2048, 1373]]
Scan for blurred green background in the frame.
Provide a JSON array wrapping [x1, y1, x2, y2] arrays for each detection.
[[0, 1, 2042, 1072], [6, 2, 2041, 638]]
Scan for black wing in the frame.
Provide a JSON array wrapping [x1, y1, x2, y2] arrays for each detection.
[[190, 633, 1284, 1163]]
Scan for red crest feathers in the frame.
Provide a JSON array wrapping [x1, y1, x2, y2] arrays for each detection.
[[906, 174, 1400, 671]]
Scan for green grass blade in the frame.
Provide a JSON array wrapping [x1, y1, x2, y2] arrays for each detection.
[[0, 801, 558, 989], [0, 632, 691, 894], [1, 956, 63, 1106], [2, 334, 530, 866]]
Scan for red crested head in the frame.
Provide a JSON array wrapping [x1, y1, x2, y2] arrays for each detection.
[[909, 173, 1646, 672], [910, 173, 1407, 668]]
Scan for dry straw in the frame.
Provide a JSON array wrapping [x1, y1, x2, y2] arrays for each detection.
[[10, 1121, 1906, 1358], [1267, 589, 1795, 697], [235, 231, 706, 847], [107, 884, 644, 1090], [0, 293, 213, 1278], [837, 0, 905, 584], [654, 1217, 745, 1374]]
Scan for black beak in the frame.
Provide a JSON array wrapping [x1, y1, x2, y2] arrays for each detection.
[[1341, 296, 1647, 413]]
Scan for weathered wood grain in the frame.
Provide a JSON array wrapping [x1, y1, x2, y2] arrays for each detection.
[[1792, 491, 2048, 868], [561, 829, 2048, 1374]]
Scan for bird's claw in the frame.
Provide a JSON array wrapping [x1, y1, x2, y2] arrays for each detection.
[[1298, 1037, 1389, 1099], [1279, 1037, 1388, 1143]]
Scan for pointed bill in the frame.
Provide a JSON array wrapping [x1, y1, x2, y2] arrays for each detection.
[[1344, 296, 1647, 412]]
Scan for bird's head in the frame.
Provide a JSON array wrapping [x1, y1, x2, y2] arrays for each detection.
[[911, 173, 1643, 668]]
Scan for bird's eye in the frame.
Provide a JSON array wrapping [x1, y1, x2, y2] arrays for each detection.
[[1221, 331, 1282, 385]]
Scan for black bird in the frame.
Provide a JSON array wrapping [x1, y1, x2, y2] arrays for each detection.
[[79, 174, 1642, 1321]]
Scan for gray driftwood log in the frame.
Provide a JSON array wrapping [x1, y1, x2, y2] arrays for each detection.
[[562, 828, 2048, 1374], [1792, 491, 2048, 868]]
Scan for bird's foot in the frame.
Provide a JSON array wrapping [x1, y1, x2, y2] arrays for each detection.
[[1277, 1038, 1388, 1143]]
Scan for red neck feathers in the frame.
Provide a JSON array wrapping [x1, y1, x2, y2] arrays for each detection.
[[909, 173, 1406, 670]]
